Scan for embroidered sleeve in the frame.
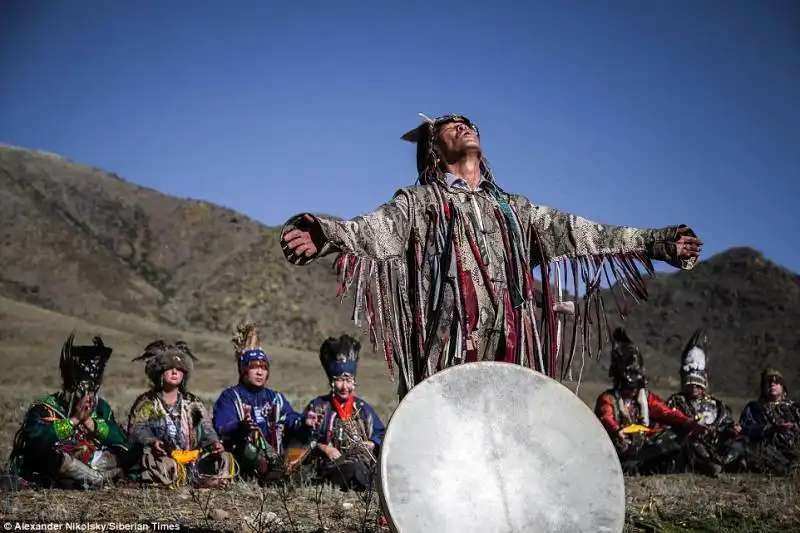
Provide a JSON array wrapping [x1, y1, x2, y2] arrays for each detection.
[[193, 400, 221, 447], [520, 199, 698, 270], [647, 392, 692, 428], [93, 399, 127, 447], [53, 419, 74, 440], [212, 389, 241, 438], [93, 418, 109, 440], [280, 189, 413, 264], [359, 402, 386, 448], [22, 401, 70, 446], [128, 397, 160, 447], [594, 393, 621, 435]]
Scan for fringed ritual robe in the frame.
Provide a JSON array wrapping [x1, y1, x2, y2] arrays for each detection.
[[282, 181, 698, 397]]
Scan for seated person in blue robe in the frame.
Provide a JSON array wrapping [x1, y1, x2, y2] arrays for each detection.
[[213, 322, 312, 483], [302, 334, 385, 492]]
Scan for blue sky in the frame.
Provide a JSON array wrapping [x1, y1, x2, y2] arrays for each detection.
[[2, 1, 798, 274]]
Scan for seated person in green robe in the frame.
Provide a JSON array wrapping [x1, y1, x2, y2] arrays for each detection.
[[9, 333, 128, 488]]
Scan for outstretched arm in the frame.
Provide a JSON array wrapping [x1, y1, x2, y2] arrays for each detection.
[[517, 199, 702, 269], [280, 189, 413, 265]]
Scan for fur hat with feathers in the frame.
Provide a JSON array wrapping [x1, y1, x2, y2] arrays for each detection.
[[131, 340, 197, 390], [231, 321, 269, 372], [680, 328, 709, 390], [319, 334, 360, 382]]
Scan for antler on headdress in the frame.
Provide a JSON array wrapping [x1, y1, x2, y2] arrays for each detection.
[[319, 334, 361, 381], [59, 331, 112, 396]]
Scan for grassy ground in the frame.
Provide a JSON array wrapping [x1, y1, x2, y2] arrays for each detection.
[[0, 296, 798, 531]]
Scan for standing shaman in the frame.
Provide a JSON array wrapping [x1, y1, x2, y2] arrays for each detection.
[[281, 114, 703, 397]]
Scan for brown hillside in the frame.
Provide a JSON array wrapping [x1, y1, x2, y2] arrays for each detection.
[[0, 144, 361, 350]]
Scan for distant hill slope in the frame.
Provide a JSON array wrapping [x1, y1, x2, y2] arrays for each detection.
[[1, 144, 797, 395], [0, 144, 362, 350]]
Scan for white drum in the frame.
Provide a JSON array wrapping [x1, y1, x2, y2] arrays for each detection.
[[379, 361, 625, 533]]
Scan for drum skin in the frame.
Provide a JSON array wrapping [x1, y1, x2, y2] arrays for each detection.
[[379, 361, 626, 533]]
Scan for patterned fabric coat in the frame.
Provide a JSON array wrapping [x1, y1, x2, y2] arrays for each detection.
[[282, 180, 697, 396], [127, 391, 220, 451], [10, 392, 127, 478]]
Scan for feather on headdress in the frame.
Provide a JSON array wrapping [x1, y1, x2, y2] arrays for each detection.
[[232, 321, 269, 370], [59, 332, 112, 395], [680, 328, 708, 389], [319, 334, 361, 381], [131, 340, 198, 389]]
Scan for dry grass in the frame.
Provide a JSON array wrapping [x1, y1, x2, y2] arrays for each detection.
[[1, 296, 798, 531]]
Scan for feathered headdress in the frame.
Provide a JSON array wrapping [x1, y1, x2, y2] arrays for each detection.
[[59, 332, 112, 396], [401, 113, 496, 186], [680, 328, 708, 390], [319, 334, 360, 382], [131, 340, 198, 390], [232, 321, 269, 372], [609, 327, 646, 388]]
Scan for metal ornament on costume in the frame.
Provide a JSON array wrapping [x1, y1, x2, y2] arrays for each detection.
[[379, 362, 626, 533]]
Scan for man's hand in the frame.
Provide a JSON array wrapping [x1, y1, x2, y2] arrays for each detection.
[[153, 440, 167, 457], [732, 423, 743, 435], [282, 215, 326, 259], [365, 441, 376, 452], [71, 394, 94, 423], [675, 229, 703, 261], [82, 417, 96, 433], [320, 444, 342, 462], [305, 411, 322, 429]]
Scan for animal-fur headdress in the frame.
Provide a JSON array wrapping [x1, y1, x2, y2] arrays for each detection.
[[319, 334, 360, 382], [680, 328, 708, 390], [609, 327, 646, 389], [131, 340, 197, 390], [401, 113, 496, 186], [232, 321, 269, 373], [59, 332, 112, 396]]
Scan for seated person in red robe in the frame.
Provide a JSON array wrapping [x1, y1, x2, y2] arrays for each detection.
[[595, 328, 705, 475]]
